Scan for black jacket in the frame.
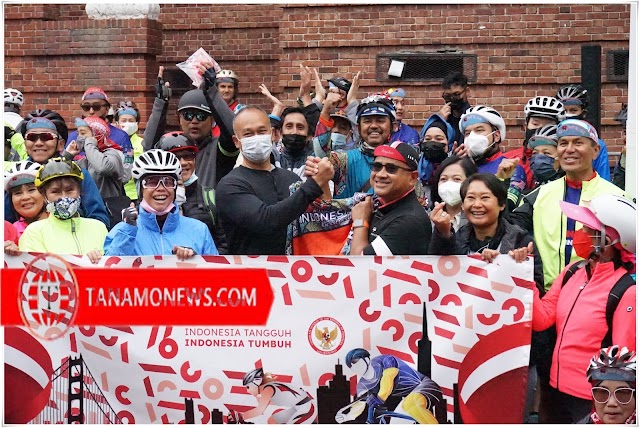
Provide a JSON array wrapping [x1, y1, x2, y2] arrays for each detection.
[[181, 181, 228, 254]]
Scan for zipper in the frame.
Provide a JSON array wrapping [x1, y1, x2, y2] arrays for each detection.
[[555, 275, 590, 388], [71, 218, 82, 254], [558, 185, 567, 277]]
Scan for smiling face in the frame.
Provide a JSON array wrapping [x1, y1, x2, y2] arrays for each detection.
[[462, 179, 504, 229], [370, 156, 417, 202], [593, 380, 636, 424], [173, 150, 196, 182], [24, 128, 64, 163], [359, 115, 391, 147], [557, 136, 599, 181], [10, 183, 46, 220], [141, 174, 176, 212]]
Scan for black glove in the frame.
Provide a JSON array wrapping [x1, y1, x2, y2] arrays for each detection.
[[203, 68, 217, 91], [121, 205, 139, 225], [156, 76, 172, 101]]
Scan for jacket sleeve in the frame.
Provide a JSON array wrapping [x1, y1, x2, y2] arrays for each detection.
[[506, 186, 538, 233], [217, 176, 323, 234], [515, 233, 545, 294], [84, 138, 125, 179], [80, 169, 110, 228], [142, 97, 168, 151], [204, 85, 238, 158], [506, 164, 527, 212], [428, 226, 456, 255], [18, 225, 46, 252], [593, 139, 611, 181], [302, 102, 321, 136], [198, 223, 219, 256], [612, 284, 636, 352], [532, 268, 563, 331], [103, 222, 138, 256], [5, 192, 15, 223]]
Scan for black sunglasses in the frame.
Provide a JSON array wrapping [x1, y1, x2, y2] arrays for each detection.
[[80, 103, 108, 112], [591, 386, 635, 405], [25, 132, 58, 142], [372, 161, 412, 174], [180, 110, 209, 122]]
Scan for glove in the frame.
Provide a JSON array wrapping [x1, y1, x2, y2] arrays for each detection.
[[203, 67, 217, 91], [121, 205, 138, 226], [75, 135, 86, 152], [366, 395, 384, 424], [156, 76, 172, 101]]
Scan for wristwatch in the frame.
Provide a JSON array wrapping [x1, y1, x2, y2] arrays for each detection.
[[353, 219, 369, 229]]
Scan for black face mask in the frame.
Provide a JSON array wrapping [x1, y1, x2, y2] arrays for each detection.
[[524, 128, 537, 145], [422, 142, 448, 163], [282, 134, 308, 155], [449, 97, 465, 111]]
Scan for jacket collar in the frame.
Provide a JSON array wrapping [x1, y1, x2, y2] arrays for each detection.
[[139, 204, 180, 233]]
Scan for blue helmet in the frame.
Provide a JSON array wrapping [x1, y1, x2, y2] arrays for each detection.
[[345, 348, 370, 368]]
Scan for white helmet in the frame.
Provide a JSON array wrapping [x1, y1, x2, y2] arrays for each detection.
[[215, 69, 239, 83], [589, 195, 636, 253], [4, 88, 24, 106], [132, 149, 181, 181], [459, 105, 506, 142], [4, 160, 42, 192], [524, 96, 565, 122]]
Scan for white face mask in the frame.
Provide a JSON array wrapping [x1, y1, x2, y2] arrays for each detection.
[[120, 122, 138, 136], [438, 180, 462, 206], [465, 131, 495, 158], [241, 134, 273, 163], [175, 185, 186, 207]]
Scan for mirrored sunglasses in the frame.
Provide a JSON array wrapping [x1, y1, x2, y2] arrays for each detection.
[[25, 132, 58, 142]]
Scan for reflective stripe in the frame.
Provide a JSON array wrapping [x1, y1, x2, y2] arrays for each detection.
[[218, 141, 240, 158], [371, 236, 393, 256]]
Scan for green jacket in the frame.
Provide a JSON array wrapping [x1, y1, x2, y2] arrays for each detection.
[[124, 133, 144, 200], [509, 174, 627, 290], [19, 214, 107, 256]]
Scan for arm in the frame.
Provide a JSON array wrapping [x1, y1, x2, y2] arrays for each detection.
[[531, 272, 562, 332], [506, 164, 527, 212], [200, 67, 238, 158], [79, 170, 110, 228], [593, 139, 611, 181], [18, 226, 46, 252], [103, 223, 138, 256], [84, 138, 125, 177], [143, 97, 169, 151], [377, 367, 400, 402], [299, 64, 314, 108], [241, 385, 275, 420], [506, 186, 538, 233], [612, 284, 636, 352], [199, 223, 219, 256], [259, 84, 285, 123], [302, 102, 321, 137]]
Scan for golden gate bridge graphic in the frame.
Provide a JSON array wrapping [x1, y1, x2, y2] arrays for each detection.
[[30, 355, 122, 424]]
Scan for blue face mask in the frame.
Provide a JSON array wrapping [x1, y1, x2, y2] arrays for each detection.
[[46, 196, 81, 220], [530, 153, 557, 183], [331, 133, 348, 152]]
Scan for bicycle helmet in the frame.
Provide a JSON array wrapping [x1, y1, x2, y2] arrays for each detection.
[[459, 105, 506, 142], [4, 160, 42, 192], [34, 158, 83, 188], [132, 149, 181, 181], [556, 84, 590, 109], [614, 103, 628, 125], [356, 94, 396, 122], [527, 124, 558, 149], [524, 96, 565, 123], [177, 89, 212, 113], [215, 69, 239, 84], [19, 109, 69, 142], [559, 194, 636, 254], [345, 348, 370, 368], [328, 76, 352, 93], [4, 88, 24, 106], [242, 368, 264, 386], [157, 132, 199, 154], [587, 346, 636, 383]]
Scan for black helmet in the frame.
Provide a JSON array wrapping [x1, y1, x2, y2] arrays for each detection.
[[157, 132, 199, 154], [19, 109, 69, 142], [614, 103, 628, 125], [556, 84, 590, 110], [328, 76, 352, 93], [177, 89, 212, 114]]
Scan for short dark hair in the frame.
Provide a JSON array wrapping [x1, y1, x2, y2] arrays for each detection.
[[431, 155, 478, 206], [460, 173, 507, 211], [442, 72, 469, 90], [281, 106, 312, 136]]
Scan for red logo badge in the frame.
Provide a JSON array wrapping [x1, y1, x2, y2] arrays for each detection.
[[307, 316, 345, 355]]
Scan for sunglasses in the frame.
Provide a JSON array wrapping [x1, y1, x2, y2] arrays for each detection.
[[180, 110, 209, 122], [80, 103, 108, 112], [141, 176, 177, 190], [591, 386, 635, 405], [372, 161, 413, 174], [175, 152, 196, 161], [25, 132, 58, 142], [442, 90, 466, 101]]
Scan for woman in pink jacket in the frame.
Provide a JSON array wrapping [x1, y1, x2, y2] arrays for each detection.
[[532, 194, 636, 423]]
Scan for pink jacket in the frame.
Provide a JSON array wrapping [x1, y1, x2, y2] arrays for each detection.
[[12, 219, 28, 238], [533, 261, 636, 400]]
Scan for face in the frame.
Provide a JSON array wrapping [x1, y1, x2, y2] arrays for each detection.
[[391, 97, 405, 120], [463, 180, 504, 229], [527, 116, 556, 129], [232, 109, 272, 149], [179, 109, 213, 142], [443, 84, 468, 103], [77, 126, 92, 138], [24, 128, 64, 163], [118, 114, 137, 125], [349, 358, 369, 378], [565, 105, 584, 117], [557, 136, 599, 178], [371, 156, 417, 202], [463, 122, 498, 143], [439, 163, 467, 184], [44, 178, 81, 203], [592, 380, 636, 424], [359, 115, 392, 147], [332, 117, 352, 136], [424, 127, 448, 146], [173, 150, 196, 181], [245, 382, 260, 397], [282, 112, 309, 139], [141, 174, 176, 212], [80, 100, 109, 118], [11, 184, 45, 219], [217, 82, 236, 104]]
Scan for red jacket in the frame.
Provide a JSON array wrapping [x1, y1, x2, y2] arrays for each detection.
[[533, 261, 636, 400]]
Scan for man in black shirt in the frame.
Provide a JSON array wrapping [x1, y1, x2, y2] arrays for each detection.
[[216, 106, 334, 255], [350, 142, 431, 255], [438, 72, 472, 151]]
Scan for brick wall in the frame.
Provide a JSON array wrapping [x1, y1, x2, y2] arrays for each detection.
[[4, 3, 630, 155]]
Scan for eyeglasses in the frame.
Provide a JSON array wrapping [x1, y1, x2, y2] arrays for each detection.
[[180, 110, 209, 122], [141, 176, 178, 190], [175, 152, 196, 161], [442, 89, 466, 101], [372, 161, 413, 174], [80, 103, 108, 112], [25, 132, 58, 142], [591, 386, 635, 405]]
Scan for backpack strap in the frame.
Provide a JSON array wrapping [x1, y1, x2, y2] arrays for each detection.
[[601, 273, 635, 348], [561, 260, 587, 287]]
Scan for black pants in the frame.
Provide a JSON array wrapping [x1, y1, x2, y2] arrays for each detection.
[[539, 383, 592, 424]]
